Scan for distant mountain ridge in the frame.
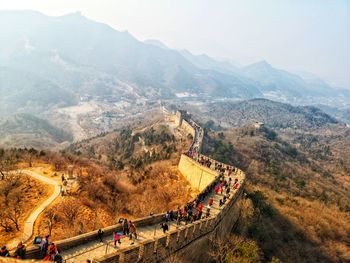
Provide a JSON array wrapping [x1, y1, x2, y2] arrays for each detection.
[[1, 10, 348, 119], [203, 98, 342, 130], [240, 61, 342, 102], [0, 113, 73, 149], [0, 10, 262, 111]]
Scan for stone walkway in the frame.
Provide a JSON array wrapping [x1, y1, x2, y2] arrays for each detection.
[[7, 170, 61, 249], [56, 113, 244, 262], [61, 168, 243, 262]]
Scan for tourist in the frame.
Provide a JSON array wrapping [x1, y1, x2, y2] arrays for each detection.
[[188, 209, 193, 220], [14, 242, 26, 259], [197, 202, 203, 213], [61, 174, 65, 182], [208, 197, 214, 207], [113, 231, 121, 246], [169, 210, 174, 221], [122, 219, 130, 236], [197, 210, 202, 220], [176, 210, 182, 226], [165, 211, 171, 222], [182, 207, 187, 218], [160, 223, 169, 233], [206, 205, 211, 217], [53, 252, 63, 263], [129, 221, 137, 241], [0, 246, 9, 257], [40, 235, 50, 258], [47, 242, 58, 259], [219, 182, 224, 194], [97, 229, 104, 242], [215, 185, 219, 194]]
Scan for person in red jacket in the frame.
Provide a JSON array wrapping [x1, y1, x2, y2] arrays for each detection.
[[198, 202, 203, 212], [215, 185, 219, 194], [47, 242, 58, 260], [208, 197, 214, 207]]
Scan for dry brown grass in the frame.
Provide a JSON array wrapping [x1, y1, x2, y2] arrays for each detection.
[[250, 184, 350, 262], [204, 126, 350, 262], [34, 159, 193, 241]]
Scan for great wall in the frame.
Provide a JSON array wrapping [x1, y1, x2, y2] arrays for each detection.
[[9, 110, 246, 263]]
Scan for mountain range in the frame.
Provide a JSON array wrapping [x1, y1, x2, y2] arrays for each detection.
[[1, 10, 349, 119]]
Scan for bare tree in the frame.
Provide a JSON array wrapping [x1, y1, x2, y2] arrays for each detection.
[[58, 198, 81, 226], [0, 175, 24, 232], [43, 207, 57, 236], [4, 205, 22, 231], [163, 254, 185, 263], [1, 192, 23, 231], [0, 218, 13, 232], [208, 236, 231, 263], [208, 234, 262, 263], [0, 197, 13, 232], [23, 148, 38, 168], [0, 149, 16, 180], [1, 175, 20, 204]]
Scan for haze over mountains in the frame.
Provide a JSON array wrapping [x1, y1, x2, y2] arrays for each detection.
[[0, 10, 350, 149], [1, 10, 349, 117]]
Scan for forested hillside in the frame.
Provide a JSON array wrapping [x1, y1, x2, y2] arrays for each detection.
[[202, 123, 350, 262], [197, 99, 342, 130]]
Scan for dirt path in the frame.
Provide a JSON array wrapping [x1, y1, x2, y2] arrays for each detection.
[[7, 170, 61, 249]]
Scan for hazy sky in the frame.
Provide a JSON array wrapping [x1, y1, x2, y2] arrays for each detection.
[[1, 0, 349, 88]]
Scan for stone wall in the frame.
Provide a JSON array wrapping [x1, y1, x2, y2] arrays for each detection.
[[26, 213, 166, 259], [92, 110, 246, 263], [178, 154, 218, 191], [93, 186, 244, 263], [25, 110, 245, 263], [180, 119, 196, 138], [174, 110, 195, 138]]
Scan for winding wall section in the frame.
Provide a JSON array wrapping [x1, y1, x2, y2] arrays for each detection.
[[24, 110, 245, 263]]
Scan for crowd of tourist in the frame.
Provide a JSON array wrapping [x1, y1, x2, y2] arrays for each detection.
[[90, 154, 240, 253], [96, 218, 139, 248], [0, 236, 63, 262], [0, 243, 29, 260]]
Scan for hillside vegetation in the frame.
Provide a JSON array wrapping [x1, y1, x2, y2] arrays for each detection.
[[204, 99, 341, 130], [66, 123, 183, 171], [202, 123, 350, 262], [0, 121, 194, 242]]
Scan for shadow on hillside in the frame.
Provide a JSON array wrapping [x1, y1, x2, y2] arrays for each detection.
[[241, 200, 337, 263]]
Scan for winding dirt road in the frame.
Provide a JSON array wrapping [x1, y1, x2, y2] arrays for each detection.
[[7, 170, 61, 249]]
